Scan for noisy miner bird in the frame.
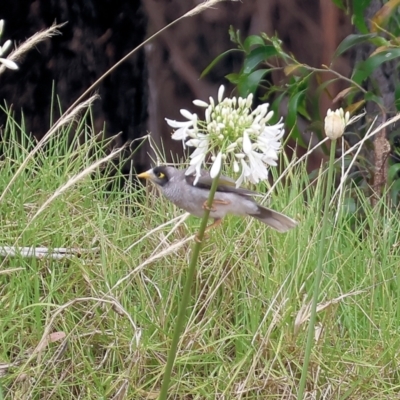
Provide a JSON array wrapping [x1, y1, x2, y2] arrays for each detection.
[[137, 166, 297, 233]]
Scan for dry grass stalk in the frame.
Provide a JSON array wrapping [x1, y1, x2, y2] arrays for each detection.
[[0, 22, 66, 74], [29, 144, 125, 223], [0, 94, 99, 204], [184, 0, 233, 17]]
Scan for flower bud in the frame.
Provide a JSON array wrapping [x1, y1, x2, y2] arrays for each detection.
[[193, 99, 208, 108], [217, 85, 225, 103], [324, 108, 349, 140]]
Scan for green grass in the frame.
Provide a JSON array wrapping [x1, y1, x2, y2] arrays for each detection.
[[1, 111, 400, 399]]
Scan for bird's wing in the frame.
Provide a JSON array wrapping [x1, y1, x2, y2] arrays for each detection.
[[184, 169, 258, 197]]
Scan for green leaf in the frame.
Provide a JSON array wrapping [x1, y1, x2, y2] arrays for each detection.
[[200, 49, 242, 79], [243, 35, 265, 53], [371, 37, 391, 47], [315, 78, 342, 100], [351, 48, 400, 85], [229, 25, 241, 45], [390, 176, 400, 204], [237, 69, 270, 97], [243, 46, 278, 74], [389, 163, 400, 181], [364, 92, 384, 107], [352, 0, 372, 34], [331, 0, 345, 11], [225, 72, 241, 85], [286, 90, 307, 147], [333, 33, 378, 59], [395, 82, 400, 111]]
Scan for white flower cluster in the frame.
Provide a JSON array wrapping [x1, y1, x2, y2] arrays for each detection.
[[0, 19, 18, 70], [166, 85, 284, 187]]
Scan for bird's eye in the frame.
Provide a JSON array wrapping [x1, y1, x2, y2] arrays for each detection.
[[157, 172, 165, 179]]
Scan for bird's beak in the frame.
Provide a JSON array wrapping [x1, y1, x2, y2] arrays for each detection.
[[137, 169, 154, 180]]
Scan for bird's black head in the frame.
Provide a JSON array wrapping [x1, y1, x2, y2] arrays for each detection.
[[137, 165, 174, 187], [151, 166, 171, 187]]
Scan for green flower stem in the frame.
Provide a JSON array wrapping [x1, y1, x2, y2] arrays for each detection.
[[159, 171, 221, 400], [297, 140, 337, 400]]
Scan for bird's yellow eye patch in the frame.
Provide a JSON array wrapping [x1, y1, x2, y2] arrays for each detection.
[[157, 172, 165, 179]]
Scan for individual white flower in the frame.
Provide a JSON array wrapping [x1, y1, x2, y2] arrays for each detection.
[[210, 151, 223, 178], [0, 39, 11, 56], [166, 84, 284, 187], [165, 109, 198, 147], [186, 137, 209, 184], [0, 57, 18, 70], [236, 158, 252, 187], [324, 108, 365, 140], [0, 20, 18, 70]]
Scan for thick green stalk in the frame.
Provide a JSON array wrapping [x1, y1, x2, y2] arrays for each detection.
[[297, 140, 337, 400], [158, 172, 221, 400]]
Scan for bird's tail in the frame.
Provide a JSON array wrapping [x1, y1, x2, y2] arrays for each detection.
[[248, 205, 298, 233]]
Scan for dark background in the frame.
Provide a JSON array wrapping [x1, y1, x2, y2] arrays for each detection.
[[0, 0, 378, 174]]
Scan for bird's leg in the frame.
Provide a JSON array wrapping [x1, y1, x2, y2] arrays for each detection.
[[195, 202, 227, 242], [206, 218, 222, 231], [195, 218, 222, 243], [202, 199, 230, 211]]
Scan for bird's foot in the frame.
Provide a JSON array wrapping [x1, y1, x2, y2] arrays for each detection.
[[205, 218, 223, 232], [195, 234, 203, 243], [202, 199, 230, 211], [194, 219, 222, 243]]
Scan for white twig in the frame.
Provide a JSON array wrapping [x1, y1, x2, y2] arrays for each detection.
[[114, 234, 195, 291], [124, 212, 190, 253], [0, 246, 99, 259]]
